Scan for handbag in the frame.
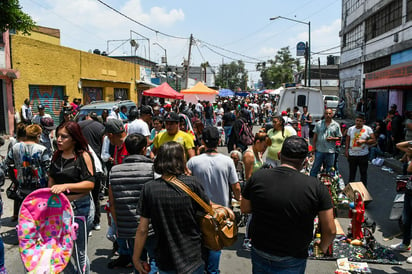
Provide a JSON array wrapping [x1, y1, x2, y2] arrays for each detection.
[[6, 181, 22, 201], [164, 176, 238, 251]]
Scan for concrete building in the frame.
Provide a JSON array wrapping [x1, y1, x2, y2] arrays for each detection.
[[8, 26, 140, 130], [340, 0, 412, 120]]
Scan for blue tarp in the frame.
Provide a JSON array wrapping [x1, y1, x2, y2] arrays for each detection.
[[219, 89, 235, 97]]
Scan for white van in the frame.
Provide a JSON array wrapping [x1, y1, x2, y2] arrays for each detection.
[[274, 86, 324, 125], [323, 95, 339, 109]]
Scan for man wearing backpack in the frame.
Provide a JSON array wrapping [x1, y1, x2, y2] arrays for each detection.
[[229, 109, 253, 152]]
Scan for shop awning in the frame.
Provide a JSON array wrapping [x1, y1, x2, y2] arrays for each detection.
[[365, 61, 412, 89], [0, 68, 20, 79]]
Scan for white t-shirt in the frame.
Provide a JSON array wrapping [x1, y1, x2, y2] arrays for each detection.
[[32, 113, 52, 125], [347, 125, 373, 156], [127, 119, 150, 136]]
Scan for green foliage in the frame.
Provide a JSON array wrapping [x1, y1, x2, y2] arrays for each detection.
[[215, 60, 249, 91], [256, 47, 302, 89], [0, 0, 36, 35]]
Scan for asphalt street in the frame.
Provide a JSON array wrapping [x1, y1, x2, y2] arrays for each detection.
[[1, 130, 412, 273]]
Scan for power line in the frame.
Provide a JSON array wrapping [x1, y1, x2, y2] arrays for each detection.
[[95, 0, 188, 40]]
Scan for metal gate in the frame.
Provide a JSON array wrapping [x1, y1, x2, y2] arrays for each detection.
[[29, 85, 65, 125]]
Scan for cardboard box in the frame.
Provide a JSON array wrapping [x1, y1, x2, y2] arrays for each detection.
[[343, 182, 373, 203]]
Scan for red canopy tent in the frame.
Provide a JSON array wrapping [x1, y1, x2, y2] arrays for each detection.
[[143, 82, 184, 99]]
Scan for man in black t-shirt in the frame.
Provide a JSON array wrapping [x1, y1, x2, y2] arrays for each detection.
[[241, 136, 336, 273]]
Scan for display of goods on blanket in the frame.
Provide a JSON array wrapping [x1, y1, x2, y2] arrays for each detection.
[[308, 234, 400, 265]]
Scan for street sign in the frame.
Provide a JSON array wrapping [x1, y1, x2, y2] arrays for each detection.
[[296, 42, 306, 56]]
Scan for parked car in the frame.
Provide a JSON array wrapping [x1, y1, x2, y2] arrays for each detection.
[[74, 100, 137, 122], [323, 95, 339, 109]]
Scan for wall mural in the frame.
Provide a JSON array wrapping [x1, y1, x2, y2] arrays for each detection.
[[29, 85, 65, 125]]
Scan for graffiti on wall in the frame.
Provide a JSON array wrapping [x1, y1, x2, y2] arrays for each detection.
[[29, 85, 65, 124]]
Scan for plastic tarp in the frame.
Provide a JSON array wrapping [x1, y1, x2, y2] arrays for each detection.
[[219, 89, 235, 97], [180, 82, 219, 94], [143, 82, 184, 99], [180, 82, 218, 104]]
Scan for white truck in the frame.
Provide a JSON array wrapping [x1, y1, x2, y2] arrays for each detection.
[[274, 86, 324, 125]]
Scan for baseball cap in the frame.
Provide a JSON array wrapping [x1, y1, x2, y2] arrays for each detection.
[[40, 117, 56, 130], [164, 112, 180, 122], [281, 136, 308, 159], [38, 104, 45, 110], [140, 105, 153, 116], [281, 111, 288, 116], [105, 119, 125, 134], [112, 105, 119, 111], [202, 126, 220, 147]]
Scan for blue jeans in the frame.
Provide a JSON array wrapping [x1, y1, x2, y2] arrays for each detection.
[[159, 263, 204, 274], [0, 236, 4, 268], [403, 192, 412, 245], [64, 195, 95, 274], [117, 236, 158, 274], [310, 152, 335, 177], [251, 248, 306, 274], [205, 249, 221, 274], [224, 126, 232, 145]]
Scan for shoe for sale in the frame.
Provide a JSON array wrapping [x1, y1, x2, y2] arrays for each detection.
[[407, 256, 412, 264], [390, 242, 411, 251], [107, 255, 132, 269], [93, 224, 101, 231]]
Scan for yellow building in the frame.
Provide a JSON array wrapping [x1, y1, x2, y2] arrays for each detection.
[[11, 26, 140, 124]]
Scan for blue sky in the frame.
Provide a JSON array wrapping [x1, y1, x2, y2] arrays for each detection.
[[19, 0, 342, 86]]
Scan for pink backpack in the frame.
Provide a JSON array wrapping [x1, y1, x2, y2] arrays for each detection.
[[17, 188, 78, 273]]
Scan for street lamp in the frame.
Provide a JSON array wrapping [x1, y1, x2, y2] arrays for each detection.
[[153, 42, 167, 67], [130, 39, 140, 105], [270, 16, 311, 87]]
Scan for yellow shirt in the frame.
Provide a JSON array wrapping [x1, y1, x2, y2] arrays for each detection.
[[153, 130, 195, 154]]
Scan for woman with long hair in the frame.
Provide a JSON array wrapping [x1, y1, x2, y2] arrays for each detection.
[[48, 121, 95, 273], [266, 115, 293, 167], [132, 141, 209, 274]]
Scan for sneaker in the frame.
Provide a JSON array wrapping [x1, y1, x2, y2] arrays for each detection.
[[407, 256, 412, 264], [107, 255, 132, 269], [88, 231, 93, 237], [390, 242, 411, 251], [0, 266, 7, 274], [93, 224, 101, 231], [242, 239, 252, 251]]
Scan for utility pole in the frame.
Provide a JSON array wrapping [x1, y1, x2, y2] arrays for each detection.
[[318, 57, 322, 91], [185, 34, 193, 89]]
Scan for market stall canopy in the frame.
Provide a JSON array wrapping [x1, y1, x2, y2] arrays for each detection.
[[269, 87, 284, 95], [143, 82, 184, 99], [180, 82, 218, 104], [180, 82, 219, 94], [219, 89, 235, 97]]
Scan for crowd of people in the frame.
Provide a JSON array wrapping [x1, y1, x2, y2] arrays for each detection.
[[2, 94, 412, 272]]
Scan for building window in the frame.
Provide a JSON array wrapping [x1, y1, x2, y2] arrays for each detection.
[[344, 0, 363, 15], [343, 24, 362, 50], [365, 0, 402, 41], [407, 0, 412, 21]]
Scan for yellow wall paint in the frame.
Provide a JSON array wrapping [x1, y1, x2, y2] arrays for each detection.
[[12, 35, 139, 106]]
